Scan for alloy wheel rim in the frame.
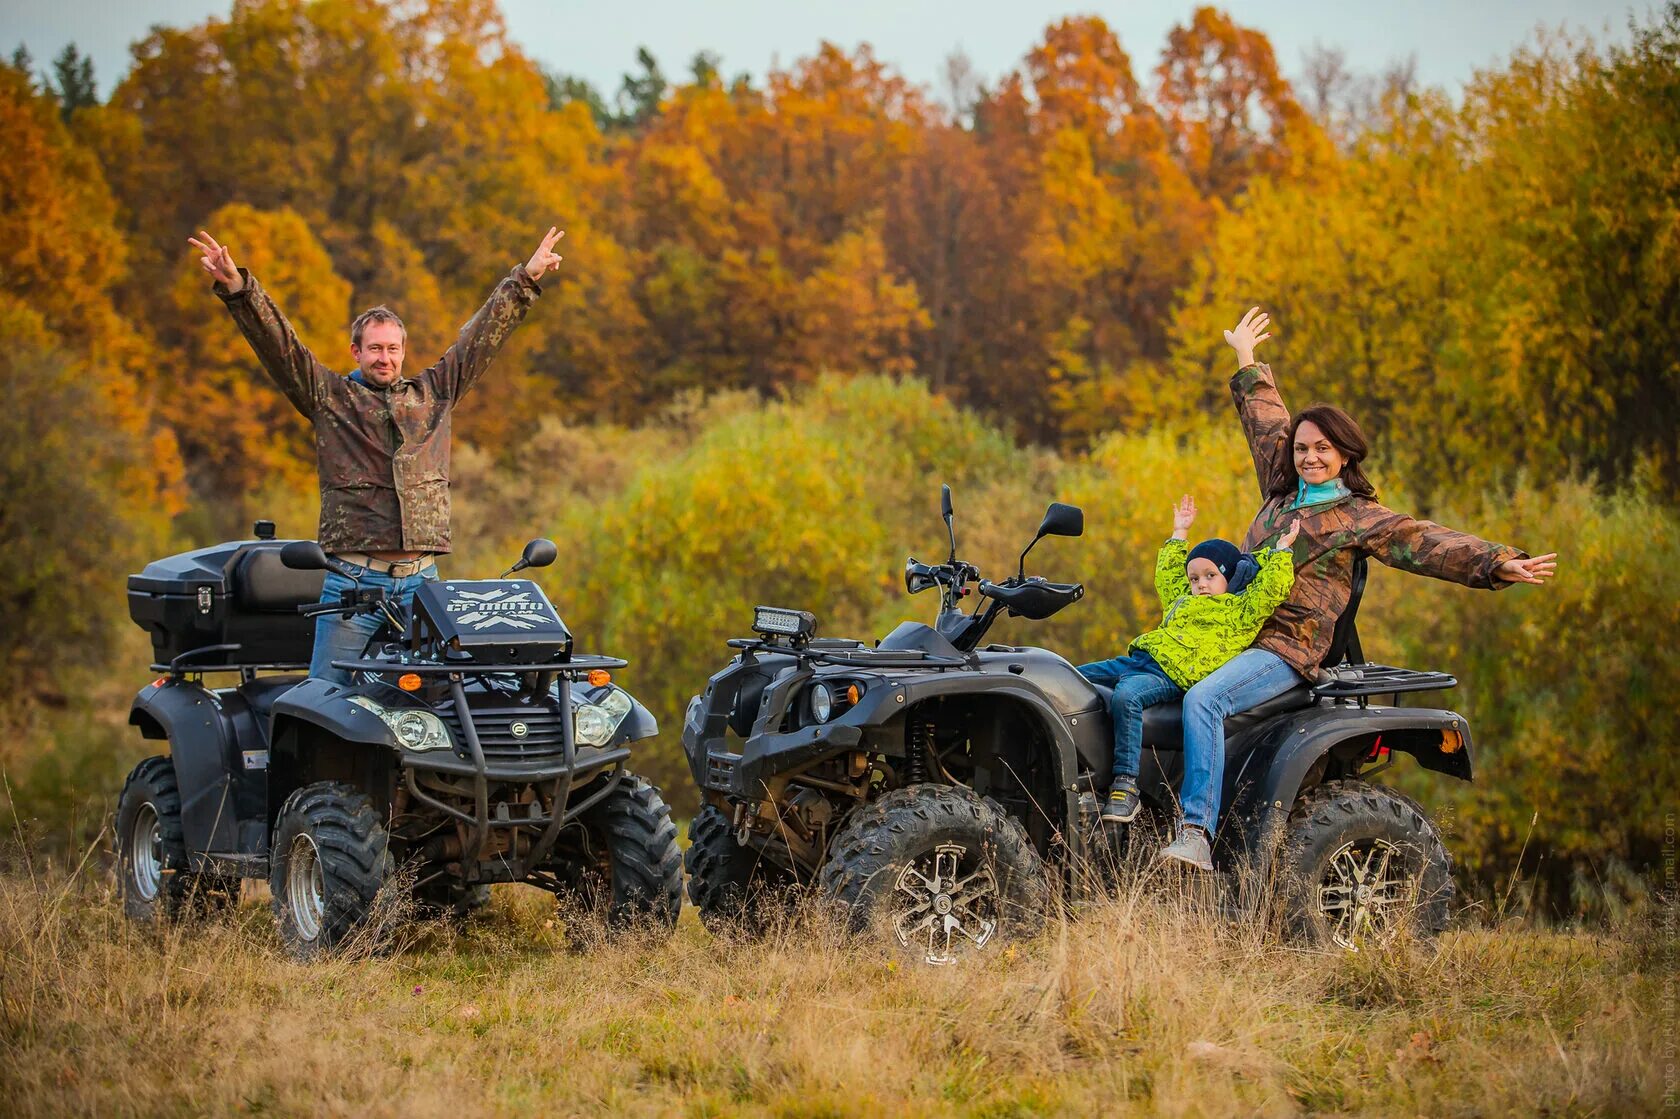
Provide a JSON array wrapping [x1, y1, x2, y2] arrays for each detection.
[[287, 833, 326, 942], [891, 843, 998, 965], [1317, 837, 1412, 950], [129, 802, 162, 901]]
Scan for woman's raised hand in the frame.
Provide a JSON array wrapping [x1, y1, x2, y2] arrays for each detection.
[[188, 231, 242, 293], [1171, 494, 1197, 540], [1223, 306, 1273, 368], [1495, 553, 1558, 586], [1277, 518, 1302, 550]]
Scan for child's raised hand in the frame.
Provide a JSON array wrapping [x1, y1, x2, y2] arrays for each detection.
[[1277, 518, 1302, 550], [1171, 494, 1196, 540]]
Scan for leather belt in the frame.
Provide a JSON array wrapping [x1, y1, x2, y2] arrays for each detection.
[[333, 552, 436, 578]]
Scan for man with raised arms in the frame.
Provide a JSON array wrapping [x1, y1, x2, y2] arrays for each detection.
[[189, 226, 566, 682]]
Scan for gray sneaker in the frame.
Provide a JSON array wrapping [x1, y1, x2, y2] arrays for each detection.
[[1158, 825, 1214, 872], [1100, 780, 1142, 824]]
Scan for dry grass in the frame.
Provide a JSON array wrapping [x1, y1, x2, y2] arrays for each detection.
[[0, 837, 1671, 1118]]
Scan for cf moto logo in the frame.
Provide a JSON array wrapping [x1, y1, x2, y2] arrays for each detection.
[[510, 722, 529, 738], [447, 586, 553, 631]]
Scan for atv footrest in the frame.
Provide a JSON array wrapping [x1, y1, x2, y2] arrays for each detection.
[[1312, 662, 1456, 699]]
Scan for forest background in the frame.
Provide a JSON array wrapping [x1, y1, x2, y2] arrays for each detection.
[[1, 0, 1676, 916]]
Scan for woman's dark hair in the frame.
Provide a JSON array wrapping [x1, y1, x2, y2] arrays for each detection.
[[1270, 403, 1377, 499]]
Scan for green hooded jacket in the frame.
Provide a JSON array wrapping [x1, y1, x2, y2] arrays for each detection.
[[1130, 539, 1296, 689]]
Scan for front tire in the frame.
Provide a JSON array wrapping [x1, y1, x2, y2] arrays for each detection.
[[818, 784, 1050, 965], [550, 774, 682, 933], [1279, 779, 1453, 950], [115, 756, 239, 923], [685, 804, 798, 935], [270, 782, 393, 959]]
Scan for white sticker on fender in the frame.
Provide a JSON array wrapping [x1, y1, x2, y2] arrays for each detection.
[[242, 750, 268, 770]]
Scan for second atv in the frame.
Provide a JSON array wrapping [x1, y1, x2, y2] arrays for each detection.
[[681, 487, 1472, 961], [117, 523, 683, 957]]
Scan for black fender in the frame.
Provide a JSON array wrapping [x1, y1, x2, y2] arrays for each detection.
[[723, 667, 1085, 842], [1224, 703, 1473, 867], [889, 672, 1086, 796], [129, 680, 242, 854], [267, 678, 399, 749], [267, 678, 400, 818], [613, 695, 658, 746]]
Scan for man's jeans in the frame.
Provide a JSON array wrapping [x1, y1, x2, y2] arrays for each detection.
[[1078, 651, 1184, 786], [1178, 648, 1303, 833], [308, 563, 439, 685]]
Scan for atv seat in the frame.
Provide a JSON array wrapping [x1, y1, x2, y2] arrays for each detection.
[[232, 547, 325, 613], [1138, 684, 1315, 751]]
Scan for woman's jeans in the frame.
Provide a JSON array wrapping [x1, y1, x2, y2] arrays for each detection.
[[1178, 648, 1303, 833], [1078, 651, 1184, 786], [308, 564, 440, 684]]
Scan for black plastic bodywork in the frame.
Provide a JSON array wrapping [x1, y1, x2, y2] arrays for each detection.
[[683, 551, 1475, 881], [127, 538, 659, 885]]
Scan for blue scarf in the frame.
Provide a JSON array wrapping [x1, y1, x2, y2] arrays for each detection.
[[1294, 476, 1351, 509]]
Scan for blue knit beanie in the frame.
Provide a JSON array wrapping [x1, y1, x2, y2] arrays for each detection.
[[1187, 539, 1243, 583]]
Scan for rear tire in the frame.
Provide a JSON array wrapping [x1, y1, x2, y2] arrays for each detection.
[[270, 782, 393, 959], [115, 756, 240, 923], [550, 774, 682, 933], [818, 784, 1049, 965], [1279, 779, 1453, 950], [685, 804, 798, 935]]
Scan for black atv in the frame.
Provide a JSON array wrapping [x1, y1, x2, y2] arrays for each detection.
[[117, 522, 682, 957], [680, 488, 1470, 961]]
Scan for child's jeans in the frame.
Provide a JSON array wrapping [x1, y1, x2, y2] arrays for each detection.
[[1077, 650, 1184, 785]]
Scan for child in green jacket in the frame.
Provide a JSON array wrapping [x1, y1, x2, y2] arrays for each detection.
[[1078, 496, 1299, 837]]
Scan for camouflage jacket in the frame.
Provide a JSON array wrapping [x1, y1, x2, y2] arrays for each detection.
[[216, 266, 541, 553], [1231, 363, 1526, 679]]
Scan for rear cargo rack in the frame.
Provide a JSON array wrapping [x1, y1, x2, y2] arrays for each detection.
[[1312, 662, 1456, 704]]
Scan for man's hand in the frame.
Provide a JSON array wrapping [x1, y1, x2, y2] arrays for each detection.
[[1277, 518, 1302, 550], [1171, 494, 1197, 540], [524, 227, 566, 282], [1223, 306, 1273, 369], [1495, 552, 1558, 586], [188, 231, 242, 293]]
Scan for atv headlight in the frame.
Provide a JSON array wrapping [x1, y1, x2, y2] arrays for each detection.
[[809, 682, 833, 724], [347, 696, 451, 752], [574, 686, 634, 747]]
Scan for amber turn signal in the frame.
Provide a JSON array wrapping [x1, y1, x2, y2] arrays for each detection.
[[588, 668, 612, 687], [398, 673, 422, 692], [846, 684, 861, 705]]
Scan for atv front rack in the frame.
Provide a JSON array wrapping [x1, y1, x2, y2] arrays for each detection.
[[328, 654, 628, 676], [725, 637, 969, 670]]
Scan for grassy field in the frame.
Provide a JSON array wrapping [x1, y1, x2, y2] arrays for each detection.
[[1, 838, 1673, 1119]]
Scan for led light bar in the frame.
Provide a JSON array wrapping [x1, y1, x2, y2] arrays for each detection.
[[752, 605, 817, 640]]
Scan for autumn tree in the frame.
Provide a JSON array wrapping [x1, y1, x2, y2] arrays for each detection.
[[1155, 6, 1319, 200], [92, 0, 642, 464]]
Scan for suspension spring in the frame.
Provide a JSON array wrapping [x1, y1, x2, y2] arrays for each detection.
[[907, 720, 931, 785]]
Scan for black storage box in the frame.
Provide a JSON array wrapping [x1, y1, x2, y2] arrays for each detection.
[[127, 539, 326, 668]]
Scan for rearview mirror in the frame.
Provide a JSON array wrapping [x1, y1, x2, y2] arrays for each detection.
[[521, 538, 558, 570], [1018, 502, 1085, 579], [504, 537, 558, 578], [279, 540, 330, 571], [1037, 502, 1084, 540]]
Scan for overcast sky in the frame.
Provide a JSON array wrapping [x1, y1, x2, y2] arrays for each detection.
[[6, 1, 1641, 102]]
